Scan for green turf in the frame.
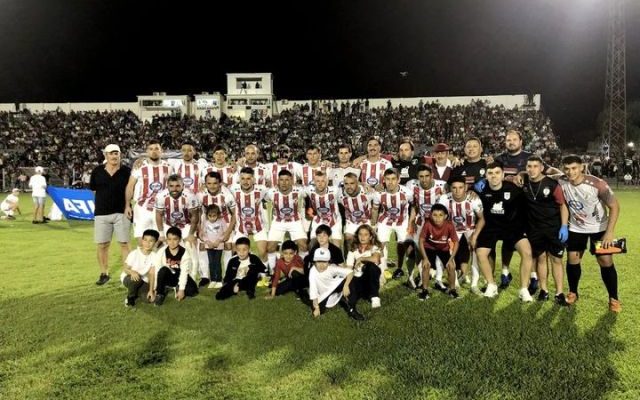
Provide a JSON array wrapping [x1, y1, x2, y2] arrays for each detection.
[[0, 192, 638, 399]]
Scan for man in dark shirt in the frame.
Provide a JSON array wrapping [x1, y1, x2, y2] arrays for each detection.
[[471, 161, 533, 302], [452, 137, 487, 189], [393, 139, 423, 184], [89, 144, 132, 286]]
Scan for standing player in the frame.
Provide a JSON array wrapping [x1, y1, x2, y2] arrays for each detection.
[[154, 175, 200, 247], [234, 144, 270, 187], [201, 145, 235, 187], [169, 142, 208, 194], [523, 156, 569, 304], [265, 170, 308, 273], [330, 144, 360, 189], [125, 141, 172, 242], [429, 143, 454, 185], [393, 138, 423, 184], [358, 136, 393, 191], [405, 165, 446, 286], [338, 172, 375, 251], [266, 144, 302, 188], [371, 168, 412, 279], [472, 161, 533, 302], [305, 171, 342, 248], [452, 137, 488, 189], [558, 155, 621, 312], [229, 167, 270, 266], [300, 144, 333, 234], [197, 171, 237, 285], [438, 176, 484, 294]]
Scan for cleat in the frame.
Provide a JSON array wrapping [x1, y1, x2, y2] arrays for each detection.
[[199, 278, 211, 288], [483, 284, 499, 298], [418, 289, 430, 301], [392, 268, 405, 279], [371, 297, 381, 308], [566, 292, 579, 305], [96, 274, 110, 286], [448, 289, 460, 299], [124, 296, 136, 307], [528, 277, 539, 295], [519, 288, 534, 302], [499, 273, 512, 289], [537, 290, 549, 301], [608, 298, 621, 313], [348, 308, 365, 321], [154, 293, 166, 306], [434, 281, 447, 292], [554, 293, 569, 306]]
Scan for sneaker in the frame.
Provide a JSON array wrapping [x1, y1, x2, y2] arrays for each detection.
[[608, 298, 622, 313], [554, 293, 569, 306], [154, 293, 166, 306], [483, 284, 499, 298], [448, 289, 460, 299], [212, 281, 223, 289], [371, 297, 381, 308], [519, 288, 534, 302], [418, 289, 430, 301], [348, 308, 365, 321], [434, 281, 447, 292], [499, 273, 512, 289], [566, 292, 579, 305], [125, 296, 136, 307], [528, 277, 539, 295], [199, 278, 211, 288], [470, 285, 482, 295], [537, 290, 549, 302], [247, 291, 256, 300], [392, 268, 405, 279], [95, 274, 110, 286]]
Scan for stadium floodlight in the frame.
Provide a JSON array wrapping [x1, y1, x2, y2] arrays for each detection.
[[628, 142, 634, 148]]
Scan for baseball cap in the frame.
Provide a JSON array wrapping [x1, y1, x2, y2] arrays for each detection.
[[34, 166, 44, 174], [433, 143, 450, 152], [313, 248, 331, 262], [103, 144, 121, 153]]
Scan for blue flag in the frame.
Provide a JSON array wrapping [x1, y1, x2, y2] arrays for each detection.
[[47, 186, 96, 220]]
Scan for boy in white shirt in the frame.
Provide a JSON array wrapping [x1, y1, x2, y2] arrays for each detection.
[[121, 229, 159, 307], [308, 248, 364, 320], [28, 166, 47, 224]]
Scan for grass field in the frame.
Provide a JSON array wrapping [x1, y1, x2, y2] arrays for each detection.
[[0, 191, 639, 400]]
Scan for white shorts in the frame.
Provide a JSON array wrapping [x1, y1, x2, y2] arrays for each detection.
[[133, 204, 156, 238], [233, 228, 268, 243], [268, 220, 307, 242], [344, 220, 372, 237], [376, 221, 409, 243], [310, 220, 343, 240], [32, 196, 46, 206], [407, 222, 425, 244]]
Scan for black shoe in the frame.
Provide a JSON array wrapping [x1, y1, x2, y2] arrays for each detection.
[[43, 216, 50, 221], [418, 289, 430, 301], [499, 273, 513, 289], [96, 274, 110, 286], [347, 308, 365, 321], [154, 293, 166, 306], [555, 293, 569, 306], [448, 289, 460, 299], [41, 219, 49, 224], [537, 290, 549, 301], [199, 278, 211, 288], [125, 296, 136, 307], [392, 268, 405, 279], [528, 277, 539, 295], [32, 220, 40, 224], [247, 291, 256, 300], [434, 281, 448, 292]]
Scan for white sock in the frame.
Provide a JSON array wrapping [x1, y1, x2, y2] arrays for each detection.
[[530, 272, 538, 279], [381, 246, 389, 270], [199, 249, 210, 279], [267, 252, 278, 274], [435, 257, 444, 283], [471, 254, 480, 287], [501, 267, 510, 276]]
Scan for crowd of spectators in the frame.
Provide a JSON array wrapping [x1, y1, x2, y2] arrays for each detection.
[[0, 100, 561, 188]]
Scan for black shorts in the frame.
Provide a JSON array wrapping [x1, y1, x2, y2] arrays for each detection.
[[454, 234, 471, 267], [424, 248, 453, 269], [566, 231, 605, 255], [476, 229, 527, 251], [528, 229, 565, 259]]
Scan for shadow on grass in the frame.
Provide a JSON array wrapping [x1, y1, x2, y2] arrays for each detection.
[[0, 282, 623, 400]]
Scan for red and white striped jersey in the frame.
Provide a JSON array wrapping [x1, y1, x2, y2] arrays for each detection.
[[558, 175, 614, 233], [267, 161, 302, 187], [234, 163, 270, 187], [171, 159, 207, 193], [359, 158, 393, 187], [197, 186, 236, 224], [405, 179, 446, 226], [300, 164, 331, 187], [265, 187, 304, 223], [372, 186, 412, 226], [200, 164, 236, 187], [337, 188, 374, 225], [155, 190, 200, 229], [229, 184, 269, 235], [305, 185, 341, 227], [438, 193, 483, 236], [132, 160, 172, 210]]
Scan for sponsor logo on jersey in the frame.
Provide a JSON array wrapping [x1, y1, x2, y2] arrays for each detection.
[[490, 201, 505, 215], [171, 211, 184, 220], [242, 207, 255, 216], [367, 177, 378, 185], [317, 207, 330, 214], [280, 207, 293, 215], [183, 177, 194, 186], [352, 210, 364, 217], [149, 182, 163, 191], [388, 207, 400, 215], [420, 204, 432, 212], [568, 200, 584, 211], [453, 216, 465, 224]]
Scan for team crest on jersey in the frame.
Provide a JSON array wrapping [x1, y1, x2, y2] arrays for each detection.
[[183, 177, 194, 186], [568, 200, 584, 211], [149, 182, 163, 191], [388, 207, 400, 215], [317, 207, 330, 214], [504, 193, 511, 200], [367, 177, 378, 185], [171, 211, 184, 219], [479, 169, 486, 176], [543, 187, 550, 197], [242, 207, 255, 216], [281, 207, 293, 215]]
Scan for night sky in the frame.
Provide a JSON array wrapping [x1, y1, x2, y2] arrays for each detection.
[[1, 0, 638, 147]]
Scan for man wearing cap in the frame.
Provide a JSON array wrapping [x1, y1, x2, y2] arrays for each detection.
[[429, 143, 453, 185], [90, 144, 132, 285], [0, 188, 21, 220], [28, 166, 47, 224]]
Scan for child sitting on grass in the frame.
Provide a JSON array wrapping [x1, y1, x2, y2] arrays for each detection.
[[121, 229, 159, 307], [216, 237, 267, 300], [265, 240, 306, 300], [345, 224, 383, 309]]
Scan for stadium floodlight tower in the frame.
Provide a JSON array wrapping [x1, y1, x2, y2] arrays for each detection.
[[224, 73, 274, 120], [603, 0, 626, 161]]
